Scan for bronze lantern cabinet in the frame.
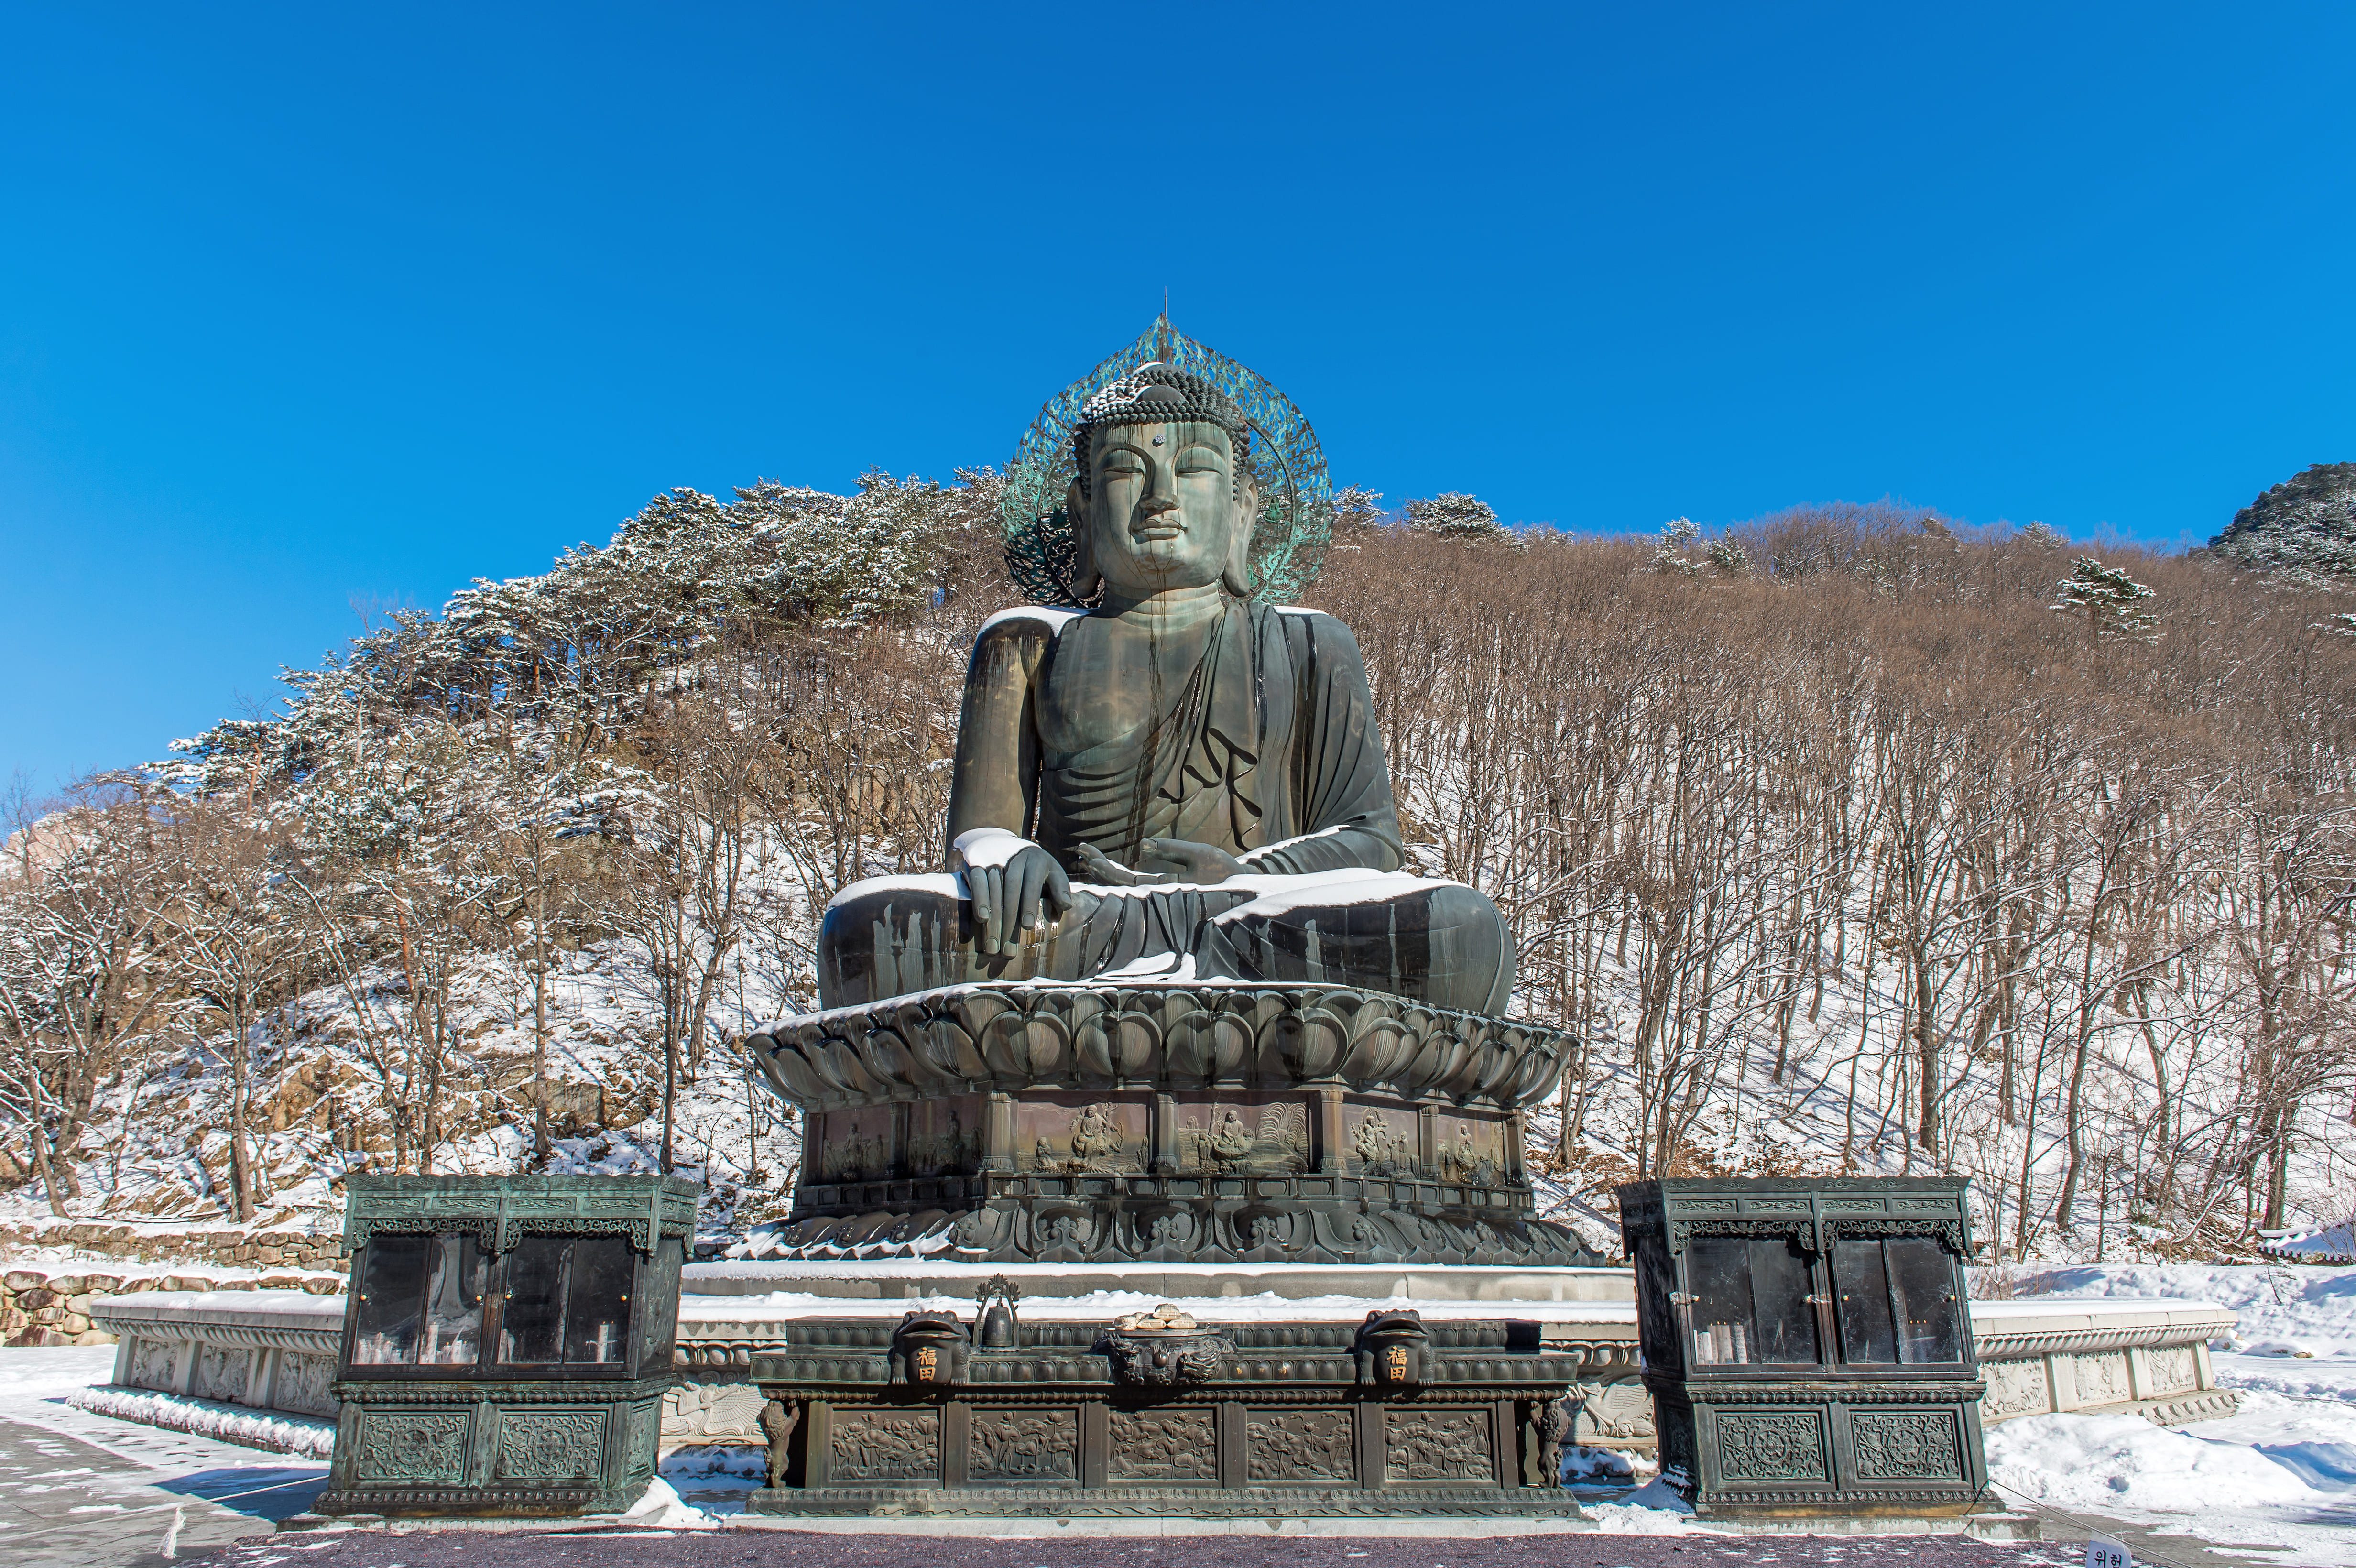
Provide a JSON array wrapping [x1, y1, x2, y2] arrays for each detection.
[[315, 1175, 696, 1518], [1618, 1177, 1992, 1522]]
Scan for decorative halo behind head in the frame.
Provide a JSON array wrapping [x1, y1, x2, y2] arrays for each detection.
[[1003, 316, 1333, 606]]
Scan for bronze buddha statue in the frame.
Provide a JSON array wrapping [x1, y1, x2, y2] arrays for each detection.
[[818, 364, 1513, 1014]]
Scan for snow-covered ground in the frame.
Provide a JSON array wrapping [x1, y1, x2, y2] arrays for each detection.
[[1977, 1263, 2356, 1565]]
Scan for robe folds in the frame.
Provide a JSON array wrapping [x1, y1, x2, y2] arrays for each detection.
[[817, 602, 1513, 1014]]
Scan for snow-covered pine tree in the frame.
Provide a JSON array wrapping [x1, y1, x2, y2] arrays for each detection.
[[1651, 516, 1701, 575], [1331, 485, 1388, 536], [1405, 492, 1505, 541], [2017, 521, 2066, 550], [2051, 556, 2160, 642]]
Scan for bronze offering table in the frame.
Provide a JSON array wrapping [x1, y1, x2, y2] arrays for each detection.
[[745, 1294, 1591, 1518]]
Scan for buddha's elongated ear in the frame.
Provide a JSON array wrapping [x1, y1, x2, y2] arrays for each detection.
[[1064, 478, 1102, 604], [1222, 468, 1260, 599]]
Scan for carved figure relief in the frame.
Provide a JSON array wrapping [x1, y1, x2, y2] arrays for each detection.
[[1109, 1408, 1218, 1481], [758, 1399, 801, 1488], [1179, 1101, 1309, 1175], [358, 1411, 470, 1483], [1019, 1100, 1145, 1175], [2075, 1352, 2130, 1405], [195, 1345, 250, 1403], [1849, 1411, 1962, 1481], [2147, 1346, 2196, 1394], [496, 1411, 605, 1481], [663, 1384, 767, 1445], [276, 1353, 338, 1417], [830, 1409, 940, 1482], [1980, 1359, 2051, 1419], [1435, 1120, 1502, 1187], [1713, 1411, 1827, 1483], [1567, 1379, 1655, 1443], [820, 1116, 894, 1183], [969, 1408, 1078, 1483], [1246, 1408, 1355, 1482], [906, 1100, 981, 1177], [128, 1337, 175, 1393], [1385, 1409, 1493, 1481], [1350, 1109, 1415, 1176]]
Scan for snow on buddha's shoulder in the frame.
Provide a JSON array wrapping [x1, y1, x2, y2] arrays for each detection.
[[977, 605, 1087, 639]]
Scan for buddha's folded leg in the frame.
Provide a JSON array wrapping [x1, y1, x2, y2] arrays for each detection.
[[818, 874, 1513, 1013], [817, 879, 1244, 1008], [1189, 878, 1514, 1014]]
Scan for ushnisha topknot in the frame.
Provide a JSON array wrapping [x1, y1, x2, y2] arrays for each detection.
[[1071, 362, 1253, 499]]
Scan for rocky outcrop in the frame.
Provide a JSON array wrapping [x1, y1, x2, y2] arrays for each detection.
[[2211, 461, 2356, 582]]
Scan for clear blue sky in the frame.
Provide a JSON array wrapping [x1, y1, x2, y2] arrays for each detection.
[[4, 4, 2352, 789]]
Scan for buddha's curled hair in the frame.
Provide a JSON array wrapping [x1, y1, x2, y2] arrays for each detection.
[[1071, 364, 1254, 502]]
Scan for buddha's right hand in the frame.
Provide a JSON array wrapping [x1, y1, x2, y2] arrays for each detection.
[[959, 840, 1072, 957]]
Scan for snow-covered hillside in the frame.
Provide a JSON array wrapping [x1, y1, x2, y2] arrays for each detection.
[[1, 484, 2348, 1266]]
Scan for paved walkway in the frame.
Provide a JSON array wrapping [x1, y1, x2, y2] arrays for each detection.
[[200, 1530, 2090, 1568], [0, 1412, 323, 1568]]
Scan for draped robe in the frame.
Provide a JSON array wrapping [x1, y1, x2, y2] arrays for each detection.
[[817, 600, 1512, 1012]]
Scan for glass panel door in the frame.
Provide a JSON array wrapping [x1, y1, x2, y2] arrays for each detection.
[[351, 1232, 484, 1368], [1832, 1238, 1899, 1363], [1885, 1235, 1966, 1363], [496, 1234, 636, 1365], [352, 1233, 427, 1365], [1686, 1234, 1822, 1366]]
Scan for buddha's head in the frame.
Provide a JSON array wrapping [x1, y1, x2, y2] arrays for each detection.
[[1066, 364, 1258, 600]]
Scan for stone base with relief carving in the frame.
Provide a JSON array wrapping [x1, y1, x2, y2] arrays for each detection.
[[742, 982, 1599, 1269]]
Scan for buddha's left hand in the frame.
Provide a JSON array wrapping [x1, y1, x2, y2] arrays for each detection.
[[1079, 838, 1249, 886]]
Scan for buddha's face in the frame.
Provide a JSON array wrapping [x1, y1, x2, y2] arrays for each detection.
[[1082, 419, 1251, 595]]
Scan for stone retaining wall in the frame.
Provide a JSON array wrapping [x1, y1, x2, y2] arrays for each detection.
[[2, 1266, 343, 1347], [0, 1220, 347, 1273]]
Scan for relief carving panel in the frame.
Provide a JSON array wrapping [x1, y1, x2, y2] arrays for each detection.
[[830, 1409, 940, 1482], [906, 1095, 983, 1178], [1849, 1411, 1963, 1481], [274, 1353, 338, 1417], [1714, 1411, 1827, 1483], [1346, 1106, 1417, 1177], [816, 1111, 895, 1183], [1432, 1116, 1505, 1186], [357, 1411, 470, 1483], [2075, 1352, 2130, 1405], [1385, 1408, 1493, 1481], [1980, 1358, 2051, 1420], [1246, 1408, 1355, 1483], [2146, 1346, 2197, 1394], [1569, 1379, 1655, 1442], [1174, 1096, 1312, 1176], [969, 1407, 1078, 1484], [195, 1345, 250, 1403], [127, 1337, 176, 1393], [1018, 1099, 1146, 1176], [1108, 1407, 1218, 1481], [496, 1411, 606, 1481]]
